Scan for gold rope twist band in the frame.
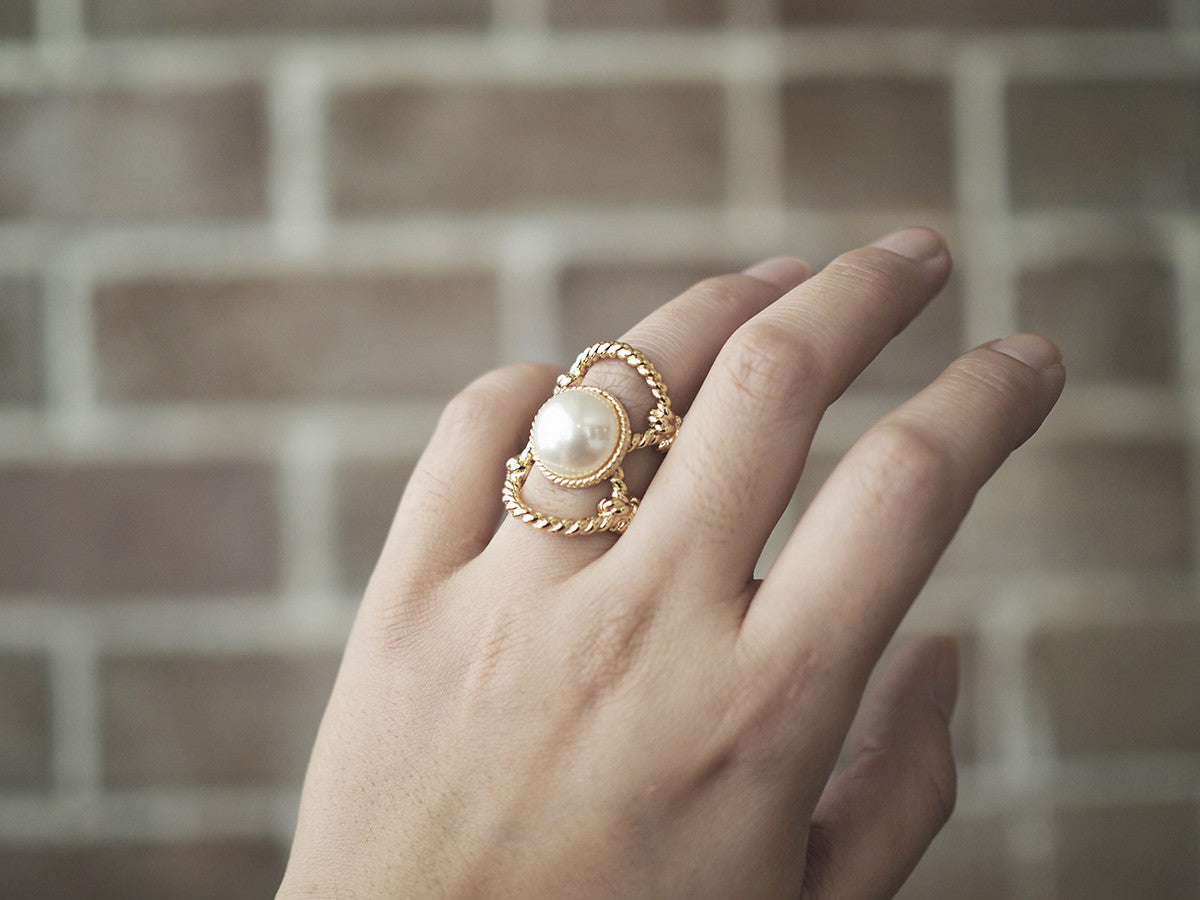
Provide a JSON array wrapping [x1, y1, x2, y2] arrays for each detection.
[[502, 341, 681, 536]]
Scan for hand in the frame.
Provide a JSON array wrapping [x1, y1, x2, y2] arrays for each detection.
[[278, 227, 1065, 897]]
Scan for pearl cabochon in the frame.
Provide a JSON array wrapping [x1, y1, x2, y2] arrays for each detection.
[[530, 387, 626, 483]]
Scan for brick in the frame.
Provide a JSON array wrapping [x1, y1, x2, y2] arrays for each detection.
[[96, 273, 497, 401], [781, 0, 1167, 26], [101, 654, 337, 786], [1009, 82, 1200, 210], [561, 262, 734, 351], [335, 459, 414, 593], [897, 815, 1009, 900], [0, 463, 279, 597], [0, 0, 34, 38], [0, 655, 50, 789], [329, 85, 724, 213], [1056, 802, 1199, 899], [783, 79, 954, 209], [87, 0, 487, 35], [941, 440, 1191, 575], [561, 259, 962, 391], [1018, 258, 1175, 385], [548, 0, 723, 28], [1030, 623, 1200, 755], [0, 87, 265, 221], [0, 279, 41, 404], [0, 839, 285, 900]]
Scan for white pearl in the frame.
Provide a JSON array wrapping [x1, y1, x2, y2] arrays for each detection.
[[531, 389, 621, 481]]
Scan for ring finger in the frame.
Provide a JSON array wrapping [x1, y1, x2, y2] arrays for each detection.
[[491, 257, 812, 568]]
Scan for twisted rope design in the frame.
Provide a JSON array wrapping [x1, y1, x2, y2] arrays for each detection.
[[503, 341, 681, 536]]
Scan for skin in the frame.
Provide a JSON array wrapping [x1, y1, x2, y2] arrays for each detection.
[[278, 227, 1066, 898]]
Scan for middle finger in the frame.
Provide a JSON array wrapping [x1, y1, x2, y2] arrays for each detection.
[[630, 228, 952, 590]]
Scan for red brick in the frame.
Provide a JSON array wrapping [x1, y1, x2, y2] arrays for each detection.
[[0, 840, 285, 900], [782, 0, 1167, 26], [562, 259, 962, 392], [1009, 82, 1200, 210], [897, 815, 1009, 900], [329, 85, 724, 213], [0, 87, 266, 221], [1030, 623, 1200, 755], [561, 261, 737, 352], [96, 273, 498, 401], [335, 459, 414, 593], [1056, 802, 1199, 899], [0, 463, 279, 597], [86, 0, 487, 35], [0, 279, 41, 404], [0, 655, 50, 789], [101, 654, 337, 786], [548, 0, 723, 28], [1018, 257, 1175, 384], [941, 440, 1191, 575], [783, 80, 954, 209], [0, 0, 33, 38]]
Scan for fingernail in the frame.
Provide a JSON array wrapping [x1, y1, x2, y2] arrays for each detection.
[[741, 257, 811, 291], [871, 226, 945, 262], [989, 333, 1063, 371], [930, 636, 960, 722]]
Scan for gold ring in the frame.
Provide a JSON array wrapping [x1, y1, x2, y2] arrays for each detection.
[[502, 341, 681, 535]]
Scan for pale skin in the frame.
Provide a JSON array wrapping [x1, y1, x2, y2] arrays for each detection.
[[278, 227, 1066, 898]]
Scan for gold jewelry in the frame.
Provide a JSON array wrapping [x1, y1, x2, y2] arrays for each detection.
[[503, 341, 681, 535]]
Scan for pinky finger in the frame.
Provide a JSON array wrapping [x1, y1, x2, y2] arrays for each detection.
[[803, 636, 959, 899]]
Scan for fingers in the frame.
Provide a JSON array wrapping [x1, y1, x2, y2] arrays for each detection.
[[803, 636, 959, 899], [372, 362, 559, 584], [491, 258, 811, 565], [632, 228, 952, 586], [744, 335, 1065, 693]]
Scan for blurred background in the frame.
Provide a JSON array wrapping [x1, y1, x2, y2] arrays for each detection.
[[0, 0, 1197, 897]]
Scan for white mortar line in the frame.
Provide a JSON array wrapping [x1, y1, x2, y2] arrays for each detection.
[[0, 788, 300, 843], [46, 616, 101, 800], [268, 54, 330, 258], [0, 597, 356, 654], [982, 589, 1059, 897], [278, 416, 341, 626], [1, 32, 1200, 92], [41, 243, 99, 446], [1172, 218, 1200, 579], [951, 46, 1017, 346], [497, 225, 563, 366], [722, 32, 784, 209], [33, 0, 84, 44]]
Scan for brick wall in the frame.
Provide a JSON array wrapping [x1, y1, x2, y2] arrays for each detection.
[[0, 2, 1197, 897]]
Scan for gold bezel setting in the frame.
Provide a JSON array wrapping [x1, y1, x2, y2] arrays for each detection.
[[530, 386, 632, 489], [502, 341, 681, 536]]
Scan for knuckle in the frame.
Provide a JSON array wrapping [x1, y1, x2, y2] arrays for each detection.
[[580, 359, 653, 415], [820, 248, 912, 320], [853, 422, 959, 517], [950, 353, 1033, 408], [439, 363, 552, 435], [568, 596, 657, 698], [683, 273, 752, 309], [717, 320, 824, 412]]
